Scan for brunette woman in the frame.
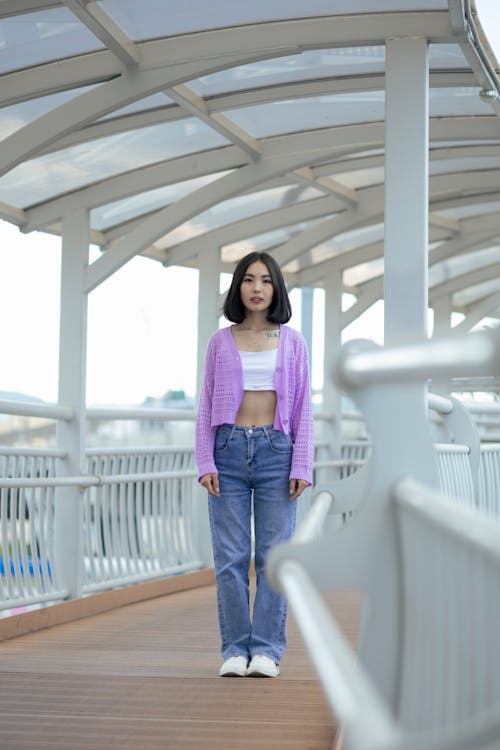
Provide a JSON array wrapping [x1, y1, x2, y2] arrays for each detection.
[[195, 251, 313, 677]]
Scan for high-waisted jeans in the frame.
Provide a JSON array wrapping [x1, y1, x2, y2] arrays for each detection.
[[208, 424, 297, 663]]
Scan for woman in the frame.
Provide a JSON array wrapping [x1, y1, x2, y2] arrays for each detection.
[[195, 251, 314, 678]]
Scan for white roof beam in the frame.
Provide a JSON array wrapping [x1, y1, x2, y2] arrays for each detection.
[[168, 84, 262, 159], [0, 202, 26, 226], [341, 278, 382, 328], [292, 168, 358, 206], [450, 291, 500, 334], [0, 50, 283, 179], [161, 195, 343, 267], [84, 127, 367, 293], [24, 146, 245, 231], [430, 260, 500, 302], [25, 130, 500, 233], [449, 0, 500, 119], [429, 214, 461, 234], [0, 10, 457, 109], [63, 1, 140, 68], [336, 229, 500, 319]]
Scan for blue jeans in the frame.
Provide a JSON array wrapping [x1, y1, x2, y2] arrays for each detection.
[[208, 424, 297, 663]]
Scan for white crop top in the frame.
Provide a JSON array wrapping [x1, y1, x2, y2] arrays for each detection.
[[240, 348, 277, 391]]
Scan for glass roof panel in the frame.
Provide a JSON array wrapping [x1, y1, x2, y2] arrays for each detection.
[[311, 223, 385, 264], [331, 167, 384, 190], [344, 258, 384, 287], [224, 91, 385, 138], [156, 184, 325, 250], [99, 94, 174, 120], [0, 85, 97, 140], [0, 8, 104, 74], [439, 200, 500, 220], [429, 87, 493, 116], [0, 119, 229, 209], [221, 218, 323, 261], [190, 47, 385, 97], [91, 172, 232, 231], [430, 157, 500, 175], [454, 278, 500, 307], [430, 246, 500, 287], [98, 1, 447, 41], [227, 86, 491, 140], [190, 43, 468, 98], [429, 43, 469, 69]]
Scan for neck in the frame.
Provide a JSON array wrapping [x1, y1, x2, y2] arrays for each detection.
[[241, 312, 273, 331]]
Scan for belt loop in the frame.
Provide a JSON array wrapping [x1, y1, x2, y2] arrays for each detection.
[[262, 424, 270, 438], [229, 424, 237, 440]]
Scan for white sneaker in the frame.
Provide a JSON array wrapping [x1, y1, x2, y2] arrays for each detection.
[[219, 656, 248, 677], [246, 655, 279, 678]]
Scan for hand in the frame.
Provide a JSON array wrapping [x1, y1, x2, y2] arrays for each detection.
[[289, 478, 308, 501], [200, 473, 220, 496]]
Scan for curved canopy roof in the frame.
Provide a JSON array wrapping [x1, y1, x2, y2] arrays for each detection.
[[1, 0, 500, 325]]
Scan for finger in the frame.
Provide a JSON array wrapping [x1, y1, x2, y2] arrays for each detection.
[[289, 480, 307, 500]]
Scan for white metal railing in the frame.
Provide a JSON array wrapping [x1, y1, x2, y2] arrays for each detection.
[[0, 448, 69, 609], [268, 328, 500, 750], [0, 446, 202, 608], [83, 447, 200, 592]]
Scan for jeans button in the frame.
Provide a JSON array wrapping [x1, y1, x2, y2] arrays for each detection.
[[248, 428, 253, 435]]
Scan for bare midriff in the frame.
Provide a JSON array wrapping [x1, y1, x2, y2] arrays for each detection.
[[235, 390, 277, 427]]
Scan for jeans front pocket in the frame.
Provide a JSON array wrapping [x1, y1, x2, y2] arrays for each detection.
[[267, 429, 293, 454], [214, 426, 233, 454]]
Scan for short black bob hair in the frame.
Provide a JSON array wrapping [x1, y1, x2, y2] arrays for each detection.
[[222, 251, 292, 324]]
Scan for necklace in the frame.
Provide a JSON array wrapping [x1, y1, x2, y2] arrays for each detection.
[[238, 327, 279, 338]]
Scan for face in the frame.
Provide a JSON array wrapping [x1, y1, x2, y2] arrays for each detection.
[[239, 260, 274, 315]]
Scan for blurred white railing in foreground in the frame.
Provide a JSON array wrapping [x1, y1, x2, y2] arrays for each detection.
[[267, 327, 500, 750]]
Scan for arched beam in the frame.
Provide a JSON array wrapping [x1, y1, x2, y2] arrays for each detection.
[[450, 291, 500, 334], [0, 12, 453, 108], [0, 51, 273, 179], [84, 121, 385, 292], [23, 116, 500, 232]]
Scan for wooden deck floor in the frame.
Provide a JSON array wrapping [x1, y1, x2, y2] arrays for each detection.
[[0, 576, 361, 750]]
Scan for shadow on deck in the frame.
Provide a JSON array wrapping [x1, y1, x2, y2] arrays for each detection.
[[0, 572, 361, 749]]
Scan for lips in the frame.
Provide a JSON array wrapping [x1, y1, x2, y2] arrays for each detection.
[[250, 297, 263, 303]]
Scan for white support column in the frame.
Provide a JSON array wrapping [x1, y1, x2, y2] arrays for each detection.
[[321, 270, 343, 479], [55, 208, 89, 599], [194, 244, 221, 568], [384, 37, 429, 344], [432, 295, 452, 337], [196, 245, 222, 401], [301, 287, 314, 361], [432, 295, 453, 395], [360, 38, 435, 713]]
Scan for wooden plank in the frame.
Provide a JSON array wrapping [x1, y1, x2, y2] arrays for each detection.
[[0, 582, 361, 749]]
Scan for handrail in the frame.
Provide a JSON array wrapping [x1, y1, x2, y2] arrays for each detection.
[[0, 468, 197, 489], [427, 393, 453, 415], [460, 400, 500, 415], [0, 447, 67, 458], [86, 445, 194, 456], [86, 407, 196, 420], [335, 331, 498, 390], [0, 399, 74, 421], [276, 559, 399, 750], [293, 490, 334, 543]]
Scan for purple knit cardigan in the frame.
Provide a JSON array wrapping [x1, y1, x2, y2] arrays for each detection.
[[195, 324, 314, 485]]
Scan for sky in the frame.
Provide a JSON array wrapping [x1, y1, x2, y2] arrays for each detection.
[[0, 0, 498, 406]]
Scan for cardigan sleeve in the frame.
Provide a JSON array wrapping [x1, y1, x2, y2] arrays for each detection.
[[290, 336, 314, 486], [195, 335, 218, 481]]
